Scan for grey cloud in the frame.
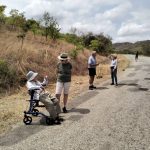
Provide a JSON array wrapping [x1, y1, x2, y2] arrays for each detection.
[[118, 22, 150, 36], [1, 0, 150, 42]]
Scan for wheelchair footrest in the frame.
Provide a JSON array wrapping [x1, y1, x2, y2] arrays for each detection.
[[36, 105, 45, 107]]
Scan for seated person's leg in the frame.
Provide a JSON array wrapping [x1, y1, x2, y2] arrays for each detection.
[[39, 93, 57, 119], [51, 97, 61, 114]]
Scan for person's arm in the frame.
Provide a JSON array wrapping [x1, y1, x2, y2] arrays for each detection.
[[113, 59, 117, 69], [90, 62, 99, 67], [56, 63, 60, 74], [41, 76, 48, 86], [70, 62, 72, 69]]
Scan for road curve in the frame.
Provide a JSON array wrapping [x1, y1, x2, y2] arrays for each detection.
[[0, 55, 150, 150]]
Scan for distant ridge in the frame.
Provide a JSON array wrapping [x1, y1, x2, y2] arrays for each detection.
[[113, 40, 150, 56]]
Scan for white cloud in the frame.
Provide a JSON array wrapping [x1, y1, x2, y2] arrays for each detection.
[[103, 1, 132, 20], [131, 9, 150, 23], [1, 0, 150, 43], [118, 22, 150, 36], [114, 34, 150, 43]]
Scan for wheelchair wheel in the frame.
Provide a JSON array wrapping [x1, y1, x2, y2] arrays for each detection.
[[46, 117, 54, 125], [23, 116, 32, 125], [32, 109, 39, 116]]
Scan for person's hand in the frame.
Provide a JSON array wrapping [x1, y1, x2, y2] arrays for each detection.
[[44, 75, 48, 80], [43, 75, 49, 86], [41, 86, 45, 91]]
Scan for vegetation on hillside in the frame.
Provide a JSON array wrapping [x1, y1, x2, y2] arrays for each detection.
[[0, 4, 113, 93], [113, 40, 150, 56]]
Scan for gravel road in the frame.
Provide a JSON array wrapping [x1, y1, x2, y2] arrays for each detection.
[[0, 55, 150, 150]]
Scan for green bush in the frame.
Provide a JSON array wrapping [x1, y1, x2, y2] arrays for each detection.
[[76, 44, 84, 51], [69, 49, 78, 59]]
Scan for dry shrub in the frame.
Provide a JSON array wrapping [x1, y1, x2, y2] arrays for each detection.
[[0, 30, 113, 91]]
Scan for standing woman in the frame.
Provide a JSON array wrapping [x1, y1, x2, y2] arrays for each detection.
[[55, 53, 72, 113], [110, 54, 118, 86]]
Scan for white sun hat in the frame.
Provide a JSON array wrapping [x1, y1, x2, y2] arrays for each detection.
[[26, 71, 38, 81], [58, 53, 70, 60]]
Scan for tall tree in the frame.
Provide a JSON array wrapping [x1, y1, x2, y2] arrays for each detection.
[[25, 19, 40, 38], [83, 32, 112, 54], [8, 9, 26, 31], [0, 5, 6, 27], [41, 12, 60, 41]]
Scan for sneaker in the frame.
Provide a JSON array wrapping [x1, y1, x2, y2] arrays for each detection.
[[54, 119, 61, 125], [110, 83, 114, 85], [89, 86, 93, 90], [63, 107, 68, 113], [91, 85, 96, 89], [56, 116, 64, 122]]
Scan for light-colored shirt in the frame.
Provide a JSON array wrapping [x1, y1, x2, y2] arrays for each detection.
[[110, 59, 117, 69], [26, 79, 48, 100], [88, 55, 96, 68]]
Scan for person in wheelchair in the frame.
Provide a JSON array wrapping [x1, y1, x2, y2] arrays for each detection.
[[26, 70, 62, 125]]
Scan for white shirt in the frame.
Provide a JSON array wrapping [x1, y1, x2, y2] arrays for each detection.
[[88, 55, 96, 68], [26, 79, 48, 100], [110, 59, 117, 69]]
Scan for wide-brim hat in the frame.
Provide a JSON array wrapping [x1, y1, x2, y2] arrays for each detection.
[[92, 51, 97, 55], [58, 53, 70, 60], [26, 71, 38, 81], [111, 54, 117, 58]]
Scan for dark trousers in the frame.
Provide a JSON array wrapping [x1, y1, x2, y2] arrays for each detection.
[[111, 67, 117, 84]]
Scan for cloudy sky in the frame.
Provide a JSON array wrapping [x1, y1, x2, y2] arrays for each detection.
[[1, 0, 150, 43]]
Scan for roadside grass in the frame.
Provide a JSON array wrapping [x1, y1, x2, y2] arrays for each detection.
[[0, 54, 129, 135]]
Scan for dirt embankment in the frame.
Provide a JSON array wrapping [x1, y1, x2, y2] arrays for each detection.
[[0, 31, 106, 82]]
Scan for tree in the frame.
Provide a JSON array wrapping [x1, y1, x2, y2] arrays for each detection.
[[90, 39, 101, 51], [95, 33, 112, 54], [8, 9, 26, 31], [17, 33, 26, 50], [82, 32, 112, 54], [25, 19, 40, 38], [48, 21, 60, 41], [82, 32, 96, 47], [41, 12, 60, 41], [0, 5, 6, 27]]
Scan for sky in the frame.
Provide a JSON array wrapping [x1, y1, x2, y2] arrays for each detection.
[[1, 0, 150, 43]]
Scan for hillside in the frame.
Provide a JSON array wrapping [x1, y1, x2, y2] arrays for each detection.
[[113, 40, 150, 56], [0, 29, 108, 92]]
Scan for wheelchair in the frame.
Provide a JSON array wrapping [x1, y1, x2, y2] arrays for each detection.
[[23, 90, 54, 125]]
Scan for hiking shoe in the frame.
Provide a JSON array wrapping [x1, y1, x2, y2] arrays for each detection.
[[54, 119, 61, 125], [63, 107, 68, 113], [89, 86, 93, 90], [91, 85, 96, 89], [56, 116, 64, 122]]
